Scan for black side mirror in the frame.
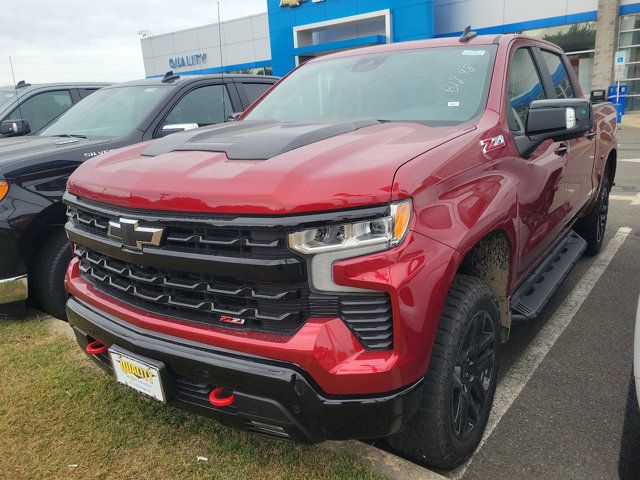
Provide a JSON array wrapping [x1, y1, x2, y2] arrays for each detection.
[[590, 89, 606, 104], [515, 99, 593, 158], [0, 119, 31, 137]]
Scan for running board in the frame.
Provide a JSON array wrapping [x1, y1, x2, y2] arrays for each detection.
[[511, 231, 587, 321]]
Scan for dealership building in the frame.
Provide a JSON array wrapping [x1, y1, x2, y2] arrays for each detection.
[[141, 0, 640, 110]]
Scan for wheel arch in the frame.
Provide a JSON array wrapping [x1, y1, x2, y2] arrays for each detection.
[[455, 229, 513, 341], [20, 201, 68, 268]]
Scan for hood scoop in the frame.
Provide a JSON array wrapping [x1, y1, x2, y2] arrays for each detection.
[[142, 118, 380, 160]]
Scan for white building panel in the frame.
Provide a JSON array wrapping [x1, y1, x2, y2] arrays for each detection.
[[503, 0, 571, 25], [197, 24, 221, 48], [149, 34, 175, 57], [567, 0, 598, 15], [252, 14, 270, 39], [222, 17, 255, 45], [172, 29, 199, 53], [254, 37, 272, 61], [449, 0, 504, 31]]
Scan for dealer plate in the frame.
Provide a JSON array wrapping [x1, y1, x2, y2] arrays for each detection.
[[109, 348, 166, 403]]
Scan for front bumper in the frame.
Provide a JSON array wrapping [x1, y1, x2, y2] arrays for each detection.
[[0, 274, 27, 305], [67, 296, 424, 442]]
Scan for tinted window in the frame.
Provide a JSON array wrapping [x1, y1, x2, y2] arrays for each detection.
[[540, 50, 575, 99], [508, 48, 546, 131], [6, 90, 73, 133], [243, 83, 272, 105], [165, 84, 232, 127], [41, 85, 170, 138], [246, 46, 497, 125]]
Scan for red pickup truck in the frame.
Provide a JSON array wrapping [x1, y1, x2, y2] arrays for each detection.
[[63, 33, 616, 469]]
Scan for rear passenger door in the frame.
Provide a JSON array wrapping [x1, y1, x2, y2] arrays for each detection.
[[537, 49, 595, 214], [507, 47, 571, 275]]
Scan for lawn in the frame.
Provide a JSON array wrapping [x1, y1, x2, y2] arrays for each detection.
[[0, 314, 382, 480]]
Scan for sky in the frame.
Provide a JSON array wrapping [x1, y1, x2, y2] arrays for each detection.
[[0, 0, 267, 86]]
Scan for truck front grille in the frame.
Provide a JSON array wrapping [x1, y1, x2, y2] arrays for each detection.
[[65, 194, 393, 348]]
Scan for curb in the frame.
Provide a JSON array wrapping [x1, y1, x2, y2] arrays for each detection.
[[321, 440, 448, 480]]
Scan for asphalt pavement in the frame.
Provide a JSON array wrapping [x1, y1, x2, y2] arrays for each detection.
[[442, 124, 640, 479]]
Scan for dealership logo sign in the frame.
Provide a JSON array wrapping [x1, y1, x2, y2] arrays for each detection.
[[280, 0, 305, 6], [169, 53, 207, 70]]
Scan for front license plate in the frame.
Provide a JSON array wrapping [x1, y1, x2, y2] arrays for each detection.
[[109, 348, 166, 402]]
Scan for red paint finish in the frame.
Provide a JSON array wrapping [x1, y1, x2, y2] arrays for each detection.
[[65, 34, 616, 398]]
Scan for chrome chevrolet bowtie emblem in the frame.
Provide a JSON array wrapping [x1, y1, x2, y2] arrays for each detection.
[[108, 218, 164, 250], [280, 0, 305, 6]]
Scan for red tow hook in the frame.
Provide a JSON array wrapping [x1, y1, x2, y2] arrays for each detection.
[[86, 340, 109, 355], [208, 387, 235, 407]]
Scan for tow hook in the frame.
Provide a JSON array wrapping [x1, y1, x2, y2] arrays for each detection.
[[208, 387, 235, 407], [86, 340, 109, 355]]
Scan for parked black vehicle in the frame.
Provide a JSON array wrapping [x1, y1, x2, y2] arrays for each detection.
[[0, 72, 278, 319], [0, 81, 109, 137]]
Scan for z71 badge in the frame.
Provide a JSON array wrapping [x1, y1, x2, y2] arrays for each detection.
[[480, 135, 505, 154]]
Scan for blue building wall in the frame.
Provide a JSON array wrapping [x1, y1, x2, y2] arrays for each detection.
[[267, 0, 435, 76]]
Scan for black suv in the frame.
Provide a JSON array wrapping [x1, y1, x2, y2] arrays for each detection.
[[0, 81, 109, 137], [0, 72, 278, 319]]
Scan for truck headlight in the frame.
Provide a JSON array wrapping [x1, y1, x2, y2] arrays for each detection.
[[288, 199, 412, 292]]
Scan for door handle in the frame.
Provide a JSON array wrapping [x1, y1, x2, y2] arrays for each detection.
[[555, 144, 569, 156], [585, 131, 596, 140]]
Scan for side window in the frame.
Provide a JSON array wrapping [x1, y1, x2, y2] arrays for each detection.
[[6, 90, 73, 133], [164, 84, 232, 127], [243, 83, 272, 105], [508, 48, 546, 131], [540, 50, 575, 99]]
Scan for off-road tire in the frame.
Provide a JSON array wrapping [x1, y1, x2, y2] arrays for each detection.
[[575, 170, 610, 256], [32, 229, 72, 320], [619, 375, 640, 480], [386, 275, 500, 470]]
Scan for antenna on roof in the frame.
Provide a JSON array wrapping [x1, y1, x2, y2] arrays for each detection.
[[459, 25, 477, 43], [15, 80, 30, 88], [217, 1, 227, 123], [161, 70, 180, 83], [8, 57, 25, 125]]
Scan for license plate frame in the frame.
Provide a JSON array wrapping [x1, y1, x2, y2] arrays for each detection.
[[109, 346, 168, 403]]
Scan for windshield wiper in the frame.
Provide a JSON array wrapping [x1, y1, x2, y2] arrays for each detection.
[[53, 134, 88, 139]]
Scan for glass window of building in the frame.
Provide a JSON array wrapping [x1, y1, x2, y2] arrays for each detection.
[[618, 14, 640, 111], [540, 50, 575, 99], [519, 21, 596, 96]]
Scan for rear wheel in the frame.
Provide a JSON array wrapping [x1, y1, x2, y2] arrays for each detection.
[[32, 229, 72, 320], [575, 169, 610, 256], [619, 375, 640, 480], [386, 275, 500, 470]]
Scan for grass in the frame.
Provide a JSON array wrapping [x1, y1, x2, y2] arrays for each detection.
[[0, 315, 383, 480]]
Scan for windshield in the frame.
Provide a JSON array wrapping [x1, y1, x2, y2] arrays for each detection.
[[0, 88, 17, 111], [40, 85, 171, 138], [246, 46, 497, 126]]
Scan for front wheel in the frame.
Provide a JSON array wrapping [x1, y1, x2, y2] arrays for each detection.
[[32, 229, 72, 320], [386, 275, 500, 470]]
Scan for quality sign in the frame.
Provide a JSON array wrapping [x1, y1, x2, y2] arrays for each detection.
[[169, 53, 207, 69]]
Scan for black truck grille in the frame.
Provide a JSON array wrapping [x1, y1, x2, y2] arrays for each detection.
[[66, 196, 393, 348]]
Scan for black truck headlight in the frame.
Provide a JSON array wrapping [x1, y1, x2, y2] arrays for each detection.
[[288, 199, 412, 292]]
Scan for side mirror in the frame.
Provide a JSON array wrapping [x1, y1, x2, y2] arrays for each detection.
[[515, 99, 593, 158], [160, 123, 199, 137], [0, 119, 31, 137], [227, 112, 243, 122], [590, 89, 606, 104]]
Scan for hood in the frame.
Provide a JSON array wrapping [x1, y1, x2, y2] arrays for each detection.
[[68, 120, 476, 215], [0, 134, 112, 177]]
